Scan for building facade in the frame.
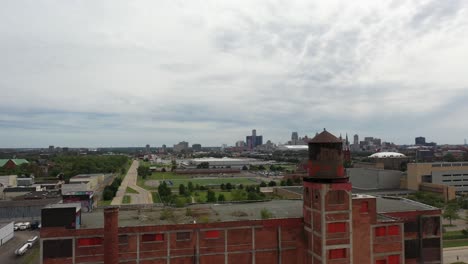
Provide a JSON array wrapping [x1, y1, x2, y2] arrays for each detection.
[[407, 162, 468, 197]]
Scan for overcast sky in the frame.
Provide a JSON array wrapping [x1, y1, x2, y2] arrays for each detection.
[[1, 0, 468, 148]]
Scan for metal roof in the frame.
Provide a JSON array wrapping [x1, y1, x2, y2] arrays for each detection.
[[309, 130, 342, 143]]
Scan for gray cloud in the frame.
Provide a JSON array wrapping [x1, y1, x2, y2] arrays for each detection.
[[0, 0, 468, 147]]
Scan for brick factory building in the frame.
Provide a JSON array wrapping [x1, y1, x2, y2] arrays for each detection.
[[40, 130, 442, 264]]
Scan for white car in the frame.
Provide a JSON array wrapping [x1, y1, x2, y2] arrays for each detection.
[[14, 222, 23, 231]]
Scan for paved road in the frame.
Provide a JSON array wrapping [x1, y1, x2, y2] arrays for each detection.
[[111, 160, 153, 205], [0, 230, 40, 264], [444, 246, 468, 263]]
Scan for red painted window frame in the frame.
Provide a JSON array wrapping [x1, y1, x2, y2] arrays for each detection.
[[387, 225, 400, 236], [329, 248, 346, 259], [360, 201, 369, 213], [205, 230, 220, 239], [328, 222, 346, 233], [388, 255, 400, 264], [375, 226, 386, 237], [77, 237, 103, 247], [142, 233, 164, 242]]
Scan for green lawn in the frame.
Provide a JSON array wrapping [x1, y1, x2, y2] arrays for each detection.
[[98, 199, 112, 207], [21, 244, 40, 264], [194, 191, 233, 202], [122, 195, 131, 204], [137, 171, 258, 191], [126, 186, 139, 194], [168, 178, 257, 188], [152, 192, 162, 203], [444, 230, 467, 240], [444, 239, 468, 248]]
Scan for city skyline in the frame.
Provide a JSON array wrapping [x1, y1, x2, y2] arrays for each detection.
[[1, 1, 468, 147]]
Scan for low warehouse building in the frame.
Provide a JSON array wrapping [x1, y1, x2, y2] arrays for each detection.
[[0, 222, 14, 246]]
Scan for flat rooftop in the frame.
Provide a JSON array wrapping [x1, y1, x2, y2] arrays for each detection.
[[376, 196, 438, 212], [79, 196, 439, 229], [82, 200, 303, 229]]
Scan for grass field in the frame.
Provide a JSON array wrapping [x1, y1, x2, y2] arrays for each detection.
[[152, 192, 162, 203], [194, 191, 233, 202], [126, 186, 139, 194], [98, 199, 112, 206], [444, 239, 468, 248], [137, 171, 258, 190], [167, 178, 257, 188], [122, 195, 131, 204]]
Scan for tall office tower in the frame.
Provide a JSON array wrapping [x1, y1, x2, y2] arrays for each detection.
[[146, 144, 150, 154], [353, 134, 358, 145], [292, 132, 299, 141], [415, 137, 426, 145], [303, 129, 352, 263], [246, 129, 263, 150]]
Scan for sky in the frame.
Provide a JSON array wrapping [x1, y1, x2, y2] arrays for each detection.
[[1, 0, 468, 148]]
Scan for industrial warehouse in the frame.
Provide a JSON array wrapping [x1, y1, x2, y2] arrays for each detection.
[[39, 131, 442, 264]]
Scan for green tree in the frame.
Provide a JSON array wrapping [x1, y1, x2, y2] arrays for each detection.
[[158, 182, 172, 202], [259, 181, 267, 187], [238, 184, 244, 190], [206, 189, 216, 202], [220, 183, 225, 190], [260, 208, 273, 219], [218, 194, 226, 202], [444, 153, 457, 162], [197, 162, 210, 169], [187, 182, 194, 193], [226, 182, 233, 190], [242, 165, 248, 170], [443, 203, 460, 225], [268, 181, 277, 187], [280, 180, 286, 186], [179, 184, 187, 196], [286, 178, 293, 186], [231, 189, 247, 201]]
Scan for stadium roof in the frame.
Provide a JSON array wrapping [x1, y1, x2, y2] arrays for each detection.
[[369, 152, 406, 158]]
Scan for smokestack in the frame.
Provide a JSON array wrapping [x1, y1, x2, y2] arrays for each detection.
[[104, 206, 119, 264]]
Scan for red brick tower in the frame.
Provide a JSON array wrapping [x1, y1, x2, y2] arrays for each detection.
[[303, 129, 352, 264]]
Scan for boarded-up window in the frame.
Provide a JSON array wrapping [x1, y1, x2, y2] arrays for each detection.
[[328, 222, 346, 233], [423, 238, 440, 248], [329, 248, 346, 259], [176, 232, 191, 241], [388, 255, 400, 264], [43, 239, 72, 258], [118, 235, 128, 244], [77, 237, 103, 247], [375, 226, 386, 237], [422, 217, 440, 236], [205, 230, 220, 239], [328, 191, 345, 205], [142, 234, 164, 242], [404, 221, 419, 233], [388, 225, 400, 236], [360, 201, 369, 213], [405, 240, 420, 259]]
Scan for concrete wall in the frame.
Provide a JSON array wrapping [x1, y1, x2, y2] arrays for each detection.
[[348, 168, 402, 191], [0, 222, 14, 246], [62, 183, 92, 194], [0, 199, 61, 220], [0, 175, 17, 188]]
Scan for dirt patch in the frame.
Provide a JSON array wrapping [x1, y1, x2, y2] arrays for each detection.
[[145, 180, 159, 187]]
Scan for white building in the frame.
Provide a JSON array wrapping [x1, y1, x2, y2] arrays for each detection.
[[0, 222, 14, 246]]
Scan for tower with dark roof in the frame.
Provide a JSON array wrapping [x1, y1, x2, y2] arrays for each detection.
[[303, 129, 352, 263]]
